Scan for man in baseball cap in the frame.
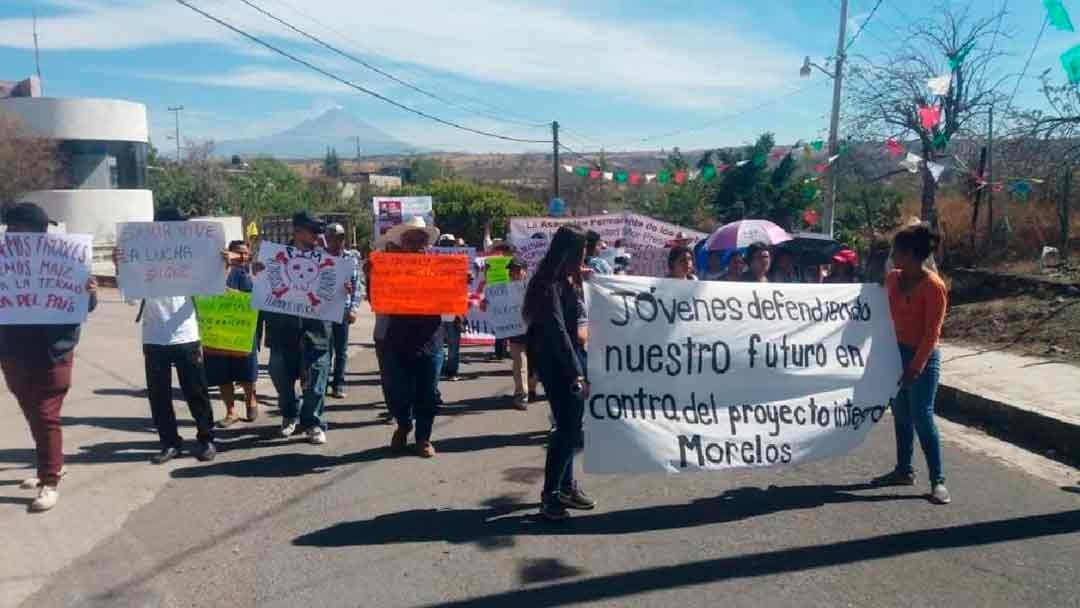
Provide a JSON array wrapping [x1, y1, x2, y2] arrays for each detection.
[[323, 223, 362, 399]]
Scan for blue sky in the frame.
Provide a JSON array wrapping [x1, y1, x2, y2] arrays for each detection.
[[0, 0, 1061, 157]]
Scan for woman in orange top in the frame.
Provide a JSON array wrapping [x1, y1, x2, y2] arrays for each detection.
[[874, 223, 951, 505]]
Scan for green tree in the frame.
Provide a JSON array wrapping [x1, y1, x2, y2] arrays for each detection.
[[408, 156, 453, 185], [322, 147, 342, 178], [390, 179, 541, 244]]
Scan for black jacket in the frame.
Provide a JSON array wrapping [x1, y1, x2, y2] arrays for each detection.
[[527, 281, 585, 389], [0, 293, 98, 363], [262, 310, 332, 352]]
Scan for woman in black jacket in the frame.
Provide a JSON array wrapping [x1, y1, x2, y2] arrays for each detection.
[[523, 225, 596, 521]]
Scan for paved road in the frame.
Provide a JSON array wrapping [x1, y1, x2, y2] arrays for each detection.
[[3, 296, 1080, 607]]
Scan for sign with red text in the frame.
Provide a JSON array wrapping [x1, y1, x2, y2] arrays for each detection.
[[583, 275, 902, 474], [116, 221, 226, 299], [252, 242, 357, 322], [368, 252, 469, 316], [372, 196, 434, 236], [0, 233, 93, 325]]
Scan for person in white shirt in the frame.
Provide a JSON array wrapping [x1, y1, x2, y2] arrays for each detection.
[[115, 208, 219, 464]]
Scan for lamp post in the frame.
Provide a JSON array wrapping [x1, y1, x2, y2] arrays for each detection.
[[799, 0, 847, 239], [168, 105, 184, 161]]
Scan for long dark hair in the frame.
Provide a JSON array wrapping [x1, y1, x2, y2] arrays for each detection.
[[523, 224, 586, 323]]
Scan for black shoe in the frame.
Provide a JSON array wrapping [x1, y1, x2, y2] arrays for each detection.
[[871, 469, 916, 487], [151, 446, 182, 465], [540, 498, 570, 522], [527, 391, 539, 403], [557, 484, 597, 510], [195, 442, 217, 462]]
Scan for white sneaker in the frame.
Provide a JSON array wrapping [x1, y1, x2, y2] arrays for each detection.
[[30, 486, 59, 512], [280, 418, 299, 438], [21, 467, 67, 490], [308, 427, 327, 445]]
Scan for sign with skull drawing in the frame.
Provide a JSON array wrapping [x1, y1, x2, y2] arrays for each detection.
[[252, 242, 357, 322]]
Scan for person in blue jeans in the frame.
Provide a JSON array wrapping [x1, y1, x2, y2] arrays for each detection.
[[873, 223, 951, 505], [325, 223, 362, 399], [523, 225, 597, 521], [258, 212, 336, 446]]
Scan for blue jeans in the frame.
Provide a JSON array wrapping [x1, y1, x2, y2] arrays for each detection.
[[892, 344, 944, 483], [442, 322, 461, 378], [331, 322, 349, 391], [539, 369, 584, 498], [385, 350, 439, 443], [269, 347, 331, 430], [432, 344, 445, 405]]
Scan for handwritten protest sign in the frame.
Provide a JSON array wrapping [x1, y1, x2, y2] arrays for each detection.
[[116, 221, 226, 299], [369, 252, 468, 316], [507, 213, 706, 271], [372, 196, 434, 236], [485, 256, 512, 285], [584, 275, 902, 474], [194, 290, 258, 353], [473, 281, 526, 338], [0, 233, 93, 325], [252, 242, 357, 322]]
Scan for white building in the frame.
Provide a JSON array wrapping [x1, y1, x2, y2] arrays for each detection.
[[0, 97, 154, 274]]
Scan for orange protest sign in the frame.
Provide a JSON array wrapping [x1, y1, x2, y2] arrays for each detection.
[[369, 252, 469, 315]]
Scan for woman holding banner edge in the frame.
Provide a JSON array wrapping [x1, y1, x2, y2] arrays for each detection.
[[523, 225, 597, 521], [873, 223, 951, 505]]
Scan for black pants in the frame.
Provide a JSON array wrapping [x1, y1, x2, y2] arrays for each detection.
[[539, 369, 584, 498], [143, 342, 214, 449]]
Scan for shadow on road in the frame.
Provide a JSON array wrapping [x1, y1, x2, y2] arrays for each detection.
[[293, 483, 923, 549], [411, 508, 1080, 608]]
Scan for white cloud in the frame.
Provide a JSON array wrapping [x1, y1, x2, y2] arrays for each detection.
[[142, 66, 355, 95], [0, 0, 804, 109]]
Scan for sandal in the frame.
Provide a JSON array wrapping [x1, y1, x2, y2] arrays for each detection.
[[215, 412, 243, 428]]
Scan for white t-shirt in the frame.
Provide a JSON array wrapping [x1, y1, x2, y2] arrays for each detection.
[[141, 296, 200, 346]]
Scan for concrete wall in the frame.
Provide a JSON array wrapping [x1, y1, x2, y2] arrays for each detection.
[[0, 97, 149, 143], [19, 189, 154, 244]]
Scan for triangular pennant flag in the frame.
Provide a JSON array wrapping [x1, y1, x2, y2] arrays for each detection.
[[802, 185, 819, 202], [949, 41, 975, 70], [645, 173, 656, 183], [702, 165, 717, 181], [886, 139, 905, 158], [614, 170, 628, 183], [1062, 43, 1080, 83], [1010, 180, 1033, 198], [588, 169, 602, 180], [752, 154, 767, 168], [933, 132, 950, 150], [716, 163, 729, 173], [1045, 0, 1075, 32], [689, 169, 702, 181], [803, 144, 813, 158], [736, 160, 751, 167], [674, 171, 687, 184], [658, 171, 671, 183], [928, 73, 952, 95], [770, 149, 788, 160], [802, 208, 820, 225], [815, 163, 829, 174], [900, 152, 923, 173], [574, 166, 589, 177], [811, 140, 825, 151], [563, 164, 575, 174], [991, 183, 1006, 193], [926, 161, 946, 183], [828, 154, 840, 164], [629, 172, 642, 185], [603, 171, 614, 181], [919, 105, 943, 130]]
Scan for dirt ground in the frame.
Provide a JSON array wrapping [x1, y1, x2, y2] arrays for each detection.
[[943, 293, 1080, 365]]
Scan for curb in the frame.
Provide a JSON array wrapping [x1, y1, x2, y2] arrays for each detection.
[[936, 383, 1080, 467]]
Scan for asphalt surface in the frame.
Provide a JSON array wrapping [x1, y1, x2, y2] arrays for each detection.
[[4, 298, 1080, 608]]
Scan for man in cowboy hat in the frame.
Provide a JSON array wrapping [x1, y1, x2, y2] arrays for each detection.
[[0, 203, 98, 512], [375, 216, 445, 457], [261, 211, 335, 445]]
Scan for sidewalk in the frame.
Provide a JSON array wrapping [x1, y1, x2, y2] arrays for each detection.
[[938, 343, 1080, 463]]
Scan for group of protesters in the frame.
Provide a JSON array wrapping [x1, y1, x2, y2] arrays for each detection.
[[2, 200, 950, 518]]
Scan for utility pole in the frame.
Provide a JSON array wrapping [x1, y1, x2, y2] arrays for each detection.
[[1061, 164, 1072, 259], [168, 105, 184, 161], [32, 9, 43, 93], [822, 0, 848, 240], [552, 121, 560, 201], [355, 135, 361, 160], [986, 105, 995, 252]]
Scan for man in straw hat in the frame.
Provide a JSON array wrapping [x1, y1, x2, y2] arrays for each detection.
[[374, 216, 445, 458]]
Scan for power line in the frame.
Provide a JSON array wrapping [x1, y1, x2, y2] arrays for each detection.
[[172, 0, 550, 144], [845, 0, 885, 51], [1005, 14, 1049, 112], [237, 0, 549, 129]]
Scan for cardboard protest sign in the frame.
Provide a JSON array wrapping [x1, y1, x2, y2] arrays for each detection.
[[474, 281, 526, 338], [622, 213, 707, 250], [368, 252, 469, 316], [194, 290, 258, 353], [372, 196, 434, 236], [0, 233, 93, 325], [485, 256, 512, 285], [116, 221, 226, 299], [252, 242, 357, 322], [584, 275, 902, 474]]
